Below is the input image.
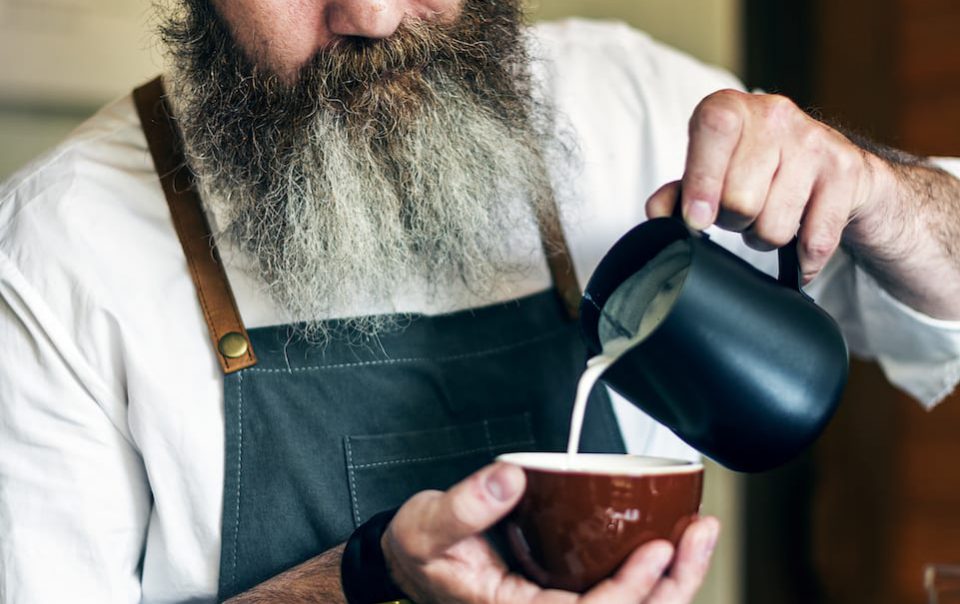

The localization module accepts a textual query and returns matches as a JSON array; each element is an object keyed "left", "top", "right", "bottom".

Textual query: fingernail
[
  {"left": 685, "top": 200, "right": 714, "bottom": 230},
  {"left": 486, "top": 464, "right": 522, "bottom": 502}
]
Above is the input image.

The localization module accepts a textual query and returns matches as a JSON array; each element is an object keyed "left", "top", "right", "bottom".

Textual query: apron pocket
[{"left": 345, "top": 414, "right": 536, "bottom": 527}]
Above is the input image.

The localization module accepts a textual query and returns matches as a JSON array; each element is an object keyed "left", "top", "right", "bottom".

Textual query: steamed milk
[
  {"left": 565, "top": 242, "right": 690, "bottom": 465},
  {"left": 564, "top": 346, "right": 624, "bottom": 463}
]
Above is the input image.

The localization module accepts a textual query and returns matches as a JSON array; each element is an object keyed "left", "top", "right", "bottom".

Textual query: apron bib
[{"left": 134, "top": 77, "right": 625, "bottom": 602}]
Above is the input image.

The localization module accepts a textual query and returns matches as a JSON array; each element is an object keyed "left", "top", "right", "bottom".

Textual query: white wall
[
  {"left": 0, "top": 108, "right": 86, "bottom": 179},
  {"left": 0, "top": 0, "right": 160, "bottom": 106},
  {"left": 0, "top": 0, "right": 159, "bottom": 180},
  {"left": 532, "top": 0, "right": 743, "bottom": 76}
]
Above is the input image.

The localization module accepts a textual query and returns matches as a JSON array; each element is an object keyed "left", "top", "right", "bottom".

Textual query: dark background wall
[{"left": 743, "top": 2, "right": 960, "bottom": 602}]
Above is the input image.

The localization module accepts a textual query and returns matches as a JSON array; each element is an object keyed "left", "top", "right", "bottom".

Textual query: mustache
[
  {"left": 160, "top": 0, "right": 530, "bottom": 126},
  {"left": 299, "top": 18, "right": 472, "bottom": 129},
  {"left": 314, "top": 21, "right": 463, "bottom": 85}
]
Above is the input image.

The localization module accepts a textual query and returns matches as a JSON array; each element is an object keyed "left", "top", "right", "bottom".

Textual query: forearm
[
  {"left": 225, "top": 544, "right": 346, "bottom": 604},
  {"left": 843, "top": 154, "right": 960, "bottom": 320}
]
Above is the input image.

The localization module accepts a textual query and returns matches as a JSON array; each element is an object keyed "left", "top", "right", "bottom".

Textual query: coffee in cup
[{"left": 497, "top": 452, "right": 703, "bottom": 592}]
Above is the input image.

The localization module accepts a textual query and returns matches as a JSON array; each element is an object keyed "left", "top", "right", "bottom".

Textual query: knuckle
[
  {"left": 721, "top": 190, "right": 762, "bottom": 219},
  {"left": 763, "top": 94, "right": 797, "bottom": 121},
  {"left": 402, "top": 533, "right": 433, "bottom": 563},
  {"left": 709, "top": 88, "right": 744, "bottom": 103},
  {"left": 692, "top": 99, "right": 742, "bottom": 136},
  {"left": 753, "top": 220, "right": 796, "bottom": 248},
  {"left": 750, "top": 94, "right": 798, "bottom": 136},
  {"left": 684, "top": 173, "right": 724, "bottom": 199},
  {"left": 396, "top": 491, "right": 443, "bottom": 559},
  {"left": 698, "top": 105, "right": 742, "bottom": 136},
  {"left": 406, "top": 489, "right": 442, "bottom": 515},
  {"left": 803, "top": 230, "right": 840, "bottom": 261},
  {"left": 493, "top": 576, "right": 529, "bottom": 603},
  {"left": 446, "top": 484, "right": 484, "bottom": 531},
  {"left": 831, "top": 147, "right": 862, "bottom": 176},
  {"left": 799, "top": 127, "right": 826, "bottom": 155},
  {"left": 390, "top": 527, "right": 426, "bottom": 562}
]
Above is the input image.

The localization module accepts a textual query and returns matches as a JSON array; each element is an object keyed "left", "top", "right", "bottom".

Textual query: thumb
[
  {"left": 421, "top": 462, "right": 526, "bottom": 556},
  {"left": 645, "top": 180, "right": 682, "bottom": 220}
]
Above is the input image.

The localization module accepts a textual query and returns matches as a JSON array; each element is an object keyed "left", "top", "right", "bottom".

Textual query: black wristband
[{"left": 341, "top": 507, "right": 408, "bottom": 604}]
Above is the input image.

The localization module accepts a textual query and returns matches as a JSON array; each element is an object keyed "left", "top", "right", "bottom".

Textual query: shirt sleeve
[
  {"left": 849, "top": 267, "right": 960, "bottom": 408},
  {"left": 804, "top": 157, "right": 960, "bottom": 409},
  {"left": 0, "top": 251, "right": 150, "bottom": 604}
]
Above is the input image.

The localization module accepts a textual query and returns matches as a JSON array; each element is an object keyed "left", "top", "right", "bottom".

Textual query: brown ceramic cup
[{"left": 497, "top": 453, "right": 704, "bottom": 593}]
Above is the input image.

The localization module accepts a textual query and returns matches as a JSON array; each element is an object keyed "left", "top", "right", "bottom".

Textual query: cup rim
[{"left": 496, "top": 452, "right": 703, "bottom": 476}]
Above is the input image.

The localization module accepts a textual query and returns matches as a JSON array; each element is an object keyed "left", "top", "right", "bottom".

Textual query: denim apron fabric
[
  {"left": 131, "top": 75, "right": 626, "bottom": 603},
  {"left": 215, "top": 290, "right": 626, "bottom": 600}
]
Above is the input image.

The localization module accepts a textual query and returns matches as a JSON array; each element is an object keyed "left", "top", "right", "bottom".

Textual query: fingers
[
  {"left": 578, "top": 541, "right": 674, "bottom": 604},
  {"left": 741, "top": 160, "right": 815, "bottom": 252},
  {"left": 385, "top": 472, "right": 719, "bottom": 604},
  {"left": 645, "top": 180, "right": 682, "bottom": 219},
  {"left": 717, "top": 126, "right": 780, "bottom": 233},
  {"left": 797, "top": 179, "right": 852, "bottom": 282},
  {"left": 488, "top": 573, "right": 578, "bottom": 604},
  {"left": 407, "top": 462, "right": 526, "bottom": 560},
  {"left": 645, "top": 516, "right": 721, "bottom": 604},
  {"left": 681, "top": 90, "right": 745, "bottom": 230},
  {"left": 383, "top": 464, "right": 527, "bottom": 603},
  {"left": 794, "top": 134, "right": 863, "bottom": 281},
  {"left": 669, "top": 89, "right": 871, "bottom": 281}
]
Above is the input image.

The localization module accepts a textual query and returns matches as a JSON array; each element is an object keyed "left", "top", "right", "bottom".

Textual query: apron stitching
[
  {"left": 482, "top": 420, "right": 494, "bottom": 455},
  {"left": 344, "top": 438, "right": 362, "bottom": 526},
  {"left": 231, "top": 373, "right": 245, "bottom": 586},
  {"left": 246, "top": 327, "right": 570, "bottom": 374},
  {"left": 350, "top": 440, "right": 536, "bottom": 470}
]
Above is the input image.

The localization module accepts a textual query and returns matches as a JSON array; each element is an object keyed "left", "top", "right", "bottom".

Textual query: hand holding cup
[{"left": 381, "top": 461, "right": 719, "bottom": 604}]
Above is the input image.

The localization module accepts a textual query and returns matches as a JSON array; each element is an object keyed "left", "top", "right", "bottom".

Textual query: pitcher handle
[
  {"left": 776, "top": 239, "right": 803, "bottom": 291},
  {"left": 672, "top": 192, "right": 805, "bottom": 293}
]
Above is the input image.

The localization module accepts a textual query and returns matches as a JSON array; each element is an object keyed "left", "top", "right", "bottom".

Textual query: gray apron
[{"left": 133, "top": 77, "right": 625, "bottom": 603}]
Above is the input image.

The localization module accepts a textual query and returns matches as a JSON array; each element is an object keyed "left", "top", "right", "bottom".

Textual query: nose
[{"left": 326, "top": 0, "right": 406, "bottom": 39}]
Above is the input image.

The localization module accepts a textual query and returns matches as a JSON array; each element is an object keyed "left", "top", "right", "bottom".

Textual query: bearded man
[{"left": 1, "top": 0, "right": 960, "bottom": 602}]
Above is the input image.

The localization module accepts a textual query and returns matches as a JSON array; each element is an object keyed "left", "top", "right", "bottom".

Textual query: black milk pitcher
[{"left": 580, "top": 213, "right": 849, "bottom": 473}]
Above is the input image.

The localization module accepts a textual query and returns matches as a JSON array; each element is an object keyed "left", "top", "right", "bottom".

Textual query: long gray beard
[
  {"left": 160, "top": 0, "right": 572, "bottom": 340},
  {"left": 169, "top": 73, "right": 566, "bottom": 340}
]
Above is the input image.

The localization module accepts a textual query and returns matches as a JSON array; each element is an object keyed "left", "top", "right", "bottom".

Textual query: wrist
[
  {"left": 341, "top": 508, "right": 410, "bottom": 604},
  {"left": 843, "top": 152, "right": 906, "bottom": 255}
]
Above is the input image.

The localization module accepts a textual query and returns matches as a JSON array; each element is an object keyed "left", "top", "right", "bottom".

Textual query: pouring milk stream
[{"left": 565, "top": 247, "right": 689, "bottom": 465}]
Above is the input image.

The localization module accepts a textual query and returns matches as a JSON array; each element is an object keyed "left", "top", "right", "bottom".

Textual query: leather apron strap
[
  {"left": 537, "top": 206, "right": 583, "bottom": 321},
  {"left": 133, "top": 76, "right": 258, "bottom": 374},
  {"left": 132, "top": 74, "right": 583, "bottom": 374}
]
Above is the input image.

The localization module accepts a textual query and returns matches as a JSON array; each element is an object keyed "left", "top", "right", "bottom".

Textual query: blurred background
[{"left": 1, "top": 1, "right": 958, "bottom": 603}]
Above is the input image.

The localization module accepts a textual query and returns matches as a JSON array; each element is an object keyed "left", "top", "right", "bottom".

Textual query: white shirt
[{"left": 1, "top": 19, "right": 959, "bottom": 604}]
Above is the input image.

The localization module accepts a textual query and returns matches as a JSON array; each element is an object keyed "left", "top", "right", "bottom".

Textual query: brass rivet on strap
[{"left": 218, "top": 332, "right": 249, "bottom": 359}]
